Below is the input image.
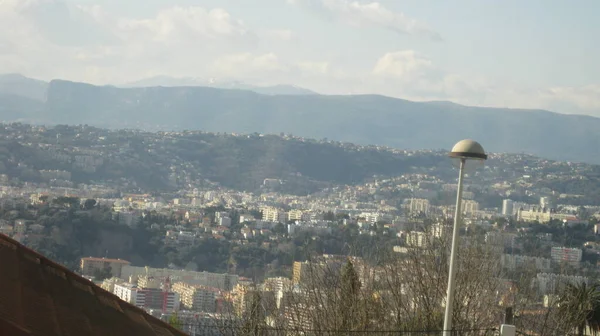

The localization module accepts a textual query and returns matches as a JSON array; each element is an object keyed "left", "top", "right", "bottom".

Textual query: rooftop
[
  {"left": 0, "top": 234, "right": 186, "bottom": 336},
  {"left": 81, "top": 257, "right": 131, "bottom": 264}
]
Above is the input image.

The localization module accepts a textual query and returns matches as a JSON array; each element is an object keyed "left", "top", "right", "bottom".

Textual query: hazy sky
[{"left": 1, "top": 0, "right": 599, "bottom": 116}]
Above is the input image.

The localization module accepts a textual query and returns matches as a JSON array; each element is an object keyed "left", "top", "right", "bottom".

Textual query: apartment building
[
  {"left": 113, "top": 283, "right": 180, "bottom": 312},
  {"left": 501, "top": 254, "right": 551, "bottom": 272},
  {"left": 121, "top": 266, "right": 238, "bottom": 291},
  {"left": 172, "top": 282, "right": 220, "bottom": 312},
  {"left": 502, "top": 199, "right": 514, "bottom": 217},
  {"left": 80, "top": 257, "right": 131, "bottom": 277},
  {"left": 462, "top": 200, "right": 480, "bottom": 216},
  {"left": 408, "top": 198, "right": 430, "bottom": 216},
  {"left": 288, "top": 209, "right": 310, "bottom": 222},
  {"left": 550, "top": 247, "right": 582, "bottom": 264},
  {"left": 406, "top": 231, "right": 427, "bottom": 247},
  {"left": 517, "top": 207, "right": 576, "bottom": 223},
  {"left": 535, "top": 273, "right": 588, "bottom": 295},
  {"left": 231, "top": 284, "right": 277, "bottom": 317},
  {"left": 261, "top": 207, "right": 287, "bottom": 223}
]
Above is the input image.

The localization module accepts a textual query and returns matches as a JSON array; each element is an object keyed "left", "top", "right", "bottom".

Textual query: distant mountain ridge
[
  {"left": 0, "top": 73, "right": 48, "bottom": 101},
  {"left": 124, "top": 75, "right": 317, "bottom": 95},
  {"left": 0, "top": 75, "right": 599, "bottom": 164}
]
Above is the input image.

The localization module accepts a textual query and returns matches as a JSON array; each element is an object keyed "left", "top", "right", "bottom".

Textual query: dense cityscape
[
  {"left": 0, "top": 1, "right": 598, "bottom": 335},
  {"left": 1, "top": 123, "right": 600, "bottom": 334}
]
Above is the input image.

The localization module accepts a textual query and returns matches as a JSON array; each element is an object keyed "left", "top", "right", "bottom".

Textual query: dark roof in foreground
[{"left": 0, "top": 234, "right": 188, "bottom": 336}]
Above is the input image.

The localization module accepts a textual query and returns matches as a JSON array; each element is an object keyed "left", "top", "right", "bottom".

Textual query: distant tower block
[
  {"left": 502, "top": 199, "right": 514, "bottom": 216},
  {"left": 540, "top": 197, "right": 553, "bottom": 210}
]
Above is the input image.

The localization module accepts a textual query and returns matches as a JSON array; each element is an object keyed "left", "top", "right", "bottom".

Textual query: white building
[
  {"left": 120, "top": 266, "right": 238, "bottom": 291},
  {"left": 502, "top": 199, "right": 514, "bottom": 217},
  {"left": 540, "top": 197, "right": 553, "bottom": 210},
  {"left": 114, "top": 283, "right": 180, "bottom": 312},
  {"left": 501, "top": 254, "right": 551, "bottom": 272},
  {"left": 550, "top": 247, "right": 582, "bottom": 264},
  {"left": 172, "top": 282, "right": 219, "bottom": 312},
  {"left": 535, "top": 273, "right": 588, "bottom": 295},
  {"left": 360, "top": 212, "right": 393, "bottom": 224},
  {"left": 261, "top": 207, "right": 287, "bottom": 223},
  {"left": 406, "top": 231, "right": 427, "bottom": 247},
  {"left": 517, "top": 208, "right": 576, "bottom": 223},
  {"left": 408, "top": 199, "right": 430, "bottom": 216},
  {"left": 287, "top": 221, "right": 332, "bottom": 236},
  {"left": 462, "top": 200, "right": 480, "bottom": 217},
  {"left": 430, "top": 223, "right": 449, "bottom": 239},
  {"left": 288, "top": 210, "right": 310, "bottom": 222}
]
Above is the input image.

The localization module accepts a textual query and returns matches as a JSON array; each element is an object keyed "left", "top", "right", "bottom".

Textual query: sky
[{"left": 0, "top": 0, "right": 599, "bottom": 116}]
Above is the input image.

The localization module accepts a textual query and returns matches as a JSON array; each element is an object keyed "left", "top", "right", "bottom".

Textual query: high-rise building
[
  {"left": 292, "top": 256, "right": 347, "bottom": 285},
  {"left": 408, "top": 198, "right": 430, "bottom": 216},
  {"left": 137, "top": 275, "right": 161, "bottom": 289},
  {"left": 502, "top": 199, "right": 514, "bottom": 217},
  {"left": 172, "top": 282, "right": 220, "bottom": 312},
  {"left": 230, "top": 284, "right": 277, "bottom": 317},
  {"left": 288, "top": 209, "right": 304, "bottom": 222},
  {"left": 406, "top": 231, "right": 427, "bottom": 247},
  {"left": 261, "top": 207, "right": 287, "bottom": 223},
  {"left": 430, "top": 223, "right": 449, "bottom": 239},
  {"left": 292, "top": 261, "right": 309, "bottom": 285},
  {"left": 461, "top": 200, "right": 480, "bottom": 216},
  {"left": 540, "top": 197, "right": 553, "bottom": 210}
]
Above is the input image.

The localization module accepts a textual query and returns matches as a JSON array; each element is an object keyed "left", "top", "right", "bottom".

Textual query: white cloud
[
  {"left": 367, "top": 50, "right": 600, "bottom": 116},
  {"left": 213, "top": 53, "right": 288, "bottom": 77},
  {"left": 209, "top": 52, "right": 336, "bottom": 88},
  {"left": 0, "top": 1, "right": 266, "bottom": 83},
  {"left": 540, "top": 85, "right": 600, "bottom": 111},
  {"left": 288, "top": 0, "right": 441, "bottom": 41},
  {"left": 262, "top": 29, "right": 295, "bottom": 41},
  {"left": 0, "top": 1, "right": 598, "bottom": 118},
  {"left": 297, "top": 61, "right": 330, "bottom": 75},
  {"left": 112, "top": 7, "right": 255, "bottom": 44},
  {"left": 372, "top": 50, "right": 434, "bottom": 80}
]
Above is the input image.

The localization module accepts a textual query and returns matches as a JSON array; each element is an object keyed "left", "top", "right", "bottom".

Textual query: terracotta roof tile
[{"left": 0, "top": 234, "right": 188, "bottom": 336}]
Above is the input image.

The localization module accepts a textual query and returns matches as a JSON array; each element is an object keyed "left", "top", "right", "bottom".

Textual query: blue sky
[{"left": 0, "top": 0, "right": 598, "bottom": 116}]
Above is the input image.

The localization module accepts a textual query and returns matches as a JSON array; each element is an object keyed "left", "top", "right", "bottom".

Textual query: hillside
[
  {"left": 42, "top": 80, "right": 600, "bottom": 164},
  {"left": 0, "top": 124, "right": 446, "bottom": 194},
  {"left": 0, "top": 74, "right": 48, "bottom": 101},
  {"left": 2, "top": 123, "right": 600, "bottom": 204},
  {"left": 0, "top": 77, "right": 599, "bottom": 163}
]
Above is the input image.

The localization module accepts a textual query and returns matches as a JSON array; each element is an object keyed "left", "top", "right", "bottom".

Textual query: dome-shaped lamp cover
[{"left": 449, "top": 139, "right": 487, "bottom": 160}]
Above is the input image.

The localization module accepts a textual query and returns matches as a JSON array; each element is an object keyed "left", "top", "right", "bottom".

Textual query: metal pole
[{"left": 443, "top": 158, "right": 465, "bottom": 336}]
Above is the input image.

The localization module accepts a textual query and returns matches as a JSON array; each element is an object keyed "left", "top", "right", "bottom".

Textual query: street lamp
[{"left": 443, "top": 139, "right": 487, "bottom": 336}]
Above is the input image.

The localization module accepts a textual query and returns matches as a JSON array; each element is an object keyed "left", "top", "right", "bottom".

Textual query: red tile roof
[{"left": 0, "top": 234, "right": 187, "bottom": 336}]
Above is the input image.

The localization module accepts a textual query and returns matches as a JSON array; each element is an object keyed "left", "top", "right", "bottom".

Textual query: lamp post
[{"left": 443, "top": 140, "right": 487, "bottom": 336}]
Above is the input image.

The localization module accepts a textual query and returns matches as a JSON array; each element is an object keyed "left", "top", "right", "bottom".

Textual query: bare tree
[{"left": 217, "top": 223, "right": 509, "bottom": 336}]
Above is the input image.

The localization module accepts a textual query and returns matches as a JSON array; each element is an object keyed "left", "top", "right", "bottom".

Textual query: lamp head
[{"left": 449, "top": 139, "right": 487, "bottom": 161}]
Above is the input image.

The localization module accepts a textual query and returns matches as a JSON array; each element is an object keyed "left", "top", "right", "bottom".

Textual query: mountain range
[
  {"left": 124, "top": 75, "right": 317, "bottom": 95},
  {"left": 0, "top": 73, "right": 598, "bottom": 164}
]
